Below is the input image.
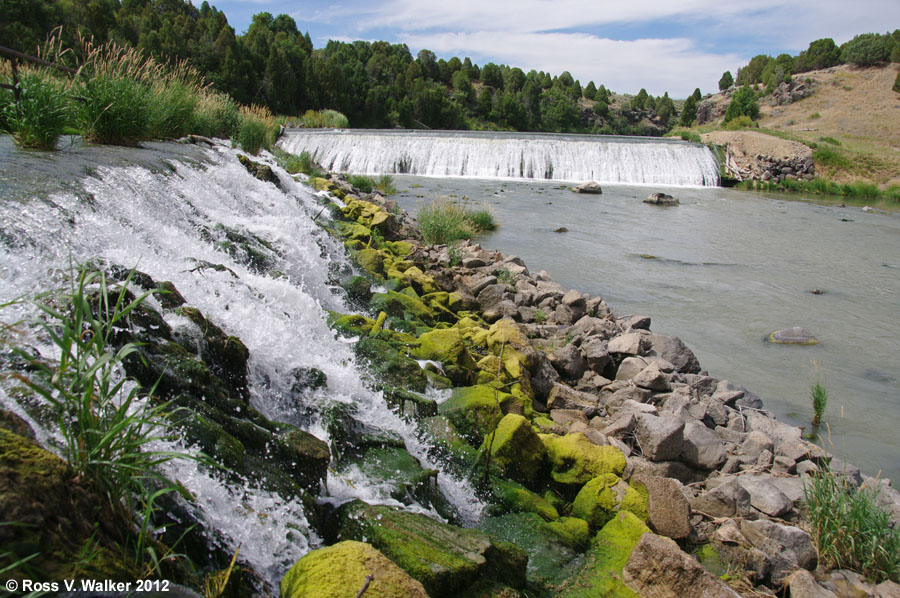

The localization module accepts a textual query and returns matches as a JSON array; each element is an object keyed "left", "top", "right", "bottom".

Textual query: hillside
[{"left": 701, "top": 64, "right": 900, "bottom": 187}]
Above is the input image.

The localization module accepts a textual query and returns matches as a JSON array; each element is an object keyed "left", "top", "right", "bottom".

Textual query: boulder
[
  {"left": 572, "top": 473, "right": 648, "bottom": 530},
  {"left": 631, "top": 475, "right": 691, "bottom": 540},
  {"left": 680, "top": 421, "right": 727, "bottom": 471},
  {"left": 616, "top": 356, "right": 649, "bottom": 381},
  {"left": 281, "top": 541, "right": 429, "bottom": 598},
  {"left": 786, "top": 570, "right": 838, "bottom": 598},
  {"left": 581, "top": 338, "right": 611, "bottom": 372},
  {"left": 736, "top": 475, "right": 794, "bottom": 517},
  {"left": 622, "top": 533, "right": 742, "bottom": 598},
  {"left": 571, "top": 181, "right": 603, "bottom": 194},
  {"left": 768, "top": 326, "right": 818, "bottom": 345},
  {"left": 546, "top": 383, "right": 601, "bottom": 417},
  {"left": 541, "top": 433, "right": 627, "bottom": 487},
  {"left": 648, "top": 334, "right": 701, "bottom": 374},
  {"left": 740, "top": 519, "right": 817, "bottom": 586},
  {"left": 608, "top": 332, "right": 647, "bottom": 356},
  {"left": 690, "top": 479, "right": 752, "bottom": 518},
  {"left": 633, "top": 362, "right": 671, "bottom": 392},
  {"left": 481, "top": 414, "right": 547, "bottom": 484},
  {"left": 332, "top": 500, "right": 527, "bottom": 597},
  {"left": 643, "top": 193, "right": 680, "bottom": 206},
  {"left": 634, "top": 413, "right": 684, "bottom": 462},
  {"left": 549, "top": 343, "right": 587, "bottom": 380}
]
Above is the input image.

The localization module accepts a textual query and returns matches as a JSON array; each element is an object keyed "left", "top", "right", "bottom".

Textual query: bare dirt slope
[{"left": 703, "top": 64, "right": 900, "bottom": 185}]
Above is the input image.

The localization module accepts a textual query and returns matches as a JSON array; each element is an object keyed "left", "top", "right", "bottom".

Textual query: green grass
[
  {"left": 809, "top": 112, "right": 821, "bottom": 119},
  {"left": 290, "top": 108, "right": 349, "bottom": 129},
  {"left": 78, "top": 75, "right": 150, "bottom": 145},
  {"left": 375, "top": 174, "right": 397, "bottom": 195},
  {"left": 804, "top": 462, "right": 900, "bottom": 583},
  {"left": 1, "top": 70, "right": 70, "bottom": 150},
  {"left": 348, "top": 174, "right": 375, "bottom": 193},
  {"left": 9, "top": 267, "right": 201, "bottom": 571},
  {"left": 741, "top": 176, "right": 896, "bottom": 201},
  {"left": 465, "top": 207, "right": 497, "bottom": 232},
  {"left": 416, "top": 198, "right": 496, "bottom": 245},
  {"left": 236, "top": 104, "right": 278, "bottom": 155},
  {"left": 819, "top": 136, "right": 841, "bottom": 146},
  {"left": 810, "top": 381, "right": 828, "bottom": 426},
  {"left": 814, "top": 146, "right": 854, "bottom": 170}
]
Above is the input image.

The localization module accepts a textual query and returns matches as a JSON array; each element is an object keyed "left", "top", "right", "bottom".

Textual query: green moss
[
  {"left": 281, "top": 541, "right": 429, "bottom": 598},
  {"left": 480, "top": 414, "right": 547, "bottom": 485},
  {"left": 386, "top": 240, "right": 414, "bottom": 257},
  {"left": 572, "top": 474, "right": 648, "bottom": 531},
  {"left": 546, "top": 516, "right": 591, "bottom": 552},
  {"left": 412, "top": 328, "right": 478, "bottom": 385},
  {"left": 311, "top": 177, "right": 332, "bottom": 191},
  {"left": 327, "top": 311, "right": 375, "bottom": 337},
  {"left": 336, "top": 220, "right": 374, "bottom": 242},
  {"left": 347, "top": 446, "right": 438, "bottom": 506},
  {"left": 490, "top": 479, "right": 559, "bottom": 521},
  {"left": 370, "top": 290, "right": 435, "bottom": 325},
  {"left": 693, "top": 543, "right": 728, "bottom": 578},
  {"left": 438, "top": 385, "right": 507, "bottom": 446},
  {"left": 354, "top": 337, "right": 428, "bottom": 392},
  {"left": 354, "top": 248, "right": 387, "bottom": 277},
  {"left": 558, "top": 511, "right": 651, "bottom": 598},
  {"left": 541, "top": 433, "right": 627, "bottom": 488}
]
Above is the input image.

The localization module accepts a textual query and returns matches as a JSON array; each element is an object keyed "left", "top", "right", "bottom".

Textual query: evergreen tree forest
[{"left": 0, "top": 0, "right": 680, "bottom": 134}]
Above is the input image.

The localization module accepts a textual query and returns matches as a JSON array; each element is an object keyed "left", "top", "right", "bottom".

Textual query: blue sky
[{"left": 200, "top": 0, "right": 900, "bottom": 97}]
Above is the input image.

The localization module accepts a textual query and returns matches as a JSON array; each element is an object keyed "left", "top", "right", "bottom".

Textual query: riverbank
[{"left": 311, "top": 168, "right": 900, "bottom": 596}]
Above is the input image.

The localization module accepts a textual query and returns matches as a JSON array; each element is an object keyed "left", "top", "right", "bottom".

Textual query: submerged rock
[
  {"left": 643, "top": 192, "right": 680, "bottom": 206},
  {"left": 768, "top": 326, "right": 818, "bottom": 345}
]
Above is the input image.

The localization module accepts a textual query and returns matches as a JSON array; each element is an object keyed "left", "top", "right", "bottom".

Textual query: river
[{"left": 389, "top": 176, "right": 900, "bottom": 483}]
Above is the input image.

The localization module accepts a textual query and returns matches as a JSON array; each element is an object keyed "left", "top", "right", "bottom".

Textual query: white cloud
[{"left": 399, "top": 31, "right": 744, "bottom": 97}]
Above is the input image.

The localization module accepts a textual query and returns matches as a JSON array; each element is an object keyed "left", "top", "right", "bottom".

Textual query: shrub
[
  {"left": 294, "top": 109, "right": 349, "bottom": 128},
  {"left": 804, "top": 462, "right": 900, "bottom": 582},
  {"left": 348, "top": 174, "right": 375, "bottom": 193},
  {"left": 840, "top": 33, "right": 892, "bottom": 67},
  {"left": 819, "top": 136, "right": 841, "bottom": 146},
  {"left": 464, "top": 206, "right": 496, "bottom": 232},
  {"left": 1, "top": 70, "right": 70, "bottom": 149},
  {"left": 809, "top": 112, "right": 821, "bottom": 120},
  {"left": 723, "top": 115, "right": 757, "bottom": 130},
  {"left": 894, "top": 71, "right": 900, "bottom": 94},
  {"left": 718, "top": 70, "right": 734, "bottom": 91},
  {"left": 375, "top": 174, "right": 397, "bottom": 195},
  {"left": 192, "top": 91, "right": 240, "bottom": 139},
  {"left": 723, "top": 86, "right": 760, "bottom": 124},
  {"left": 236, "top": 104, "right": 276, "bottom": 155}
]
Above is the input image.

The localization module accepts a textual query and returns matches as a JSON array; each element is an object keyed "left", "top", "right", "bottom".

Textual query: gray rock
[
  {"left": 633, "top": 362, "right": 671, "bottom": 392},
  {"left": 632, "top": 474, "right": 691, "bottom": 539},
  {"left": 608, "top": 332, "right": 647, "bottom": 356},
  {"left": 477, "top": 283, "right": 514, "bottom": 311},
  {"left": 768, "top": 326, "right": 818, "bottom": 345},
  {"left": 622, "top": 533, "right": 741, "bottom": 598},
  {"left": 571, "top": 181, "right": 603, "bottom": 194},
  {"left": 616, "top": 356, "right": 650, "bottom": 381},
  {"left": 622, "top": 314, "right": 652, "bottom": 330},
  {"left": 648, "top": 334, "right": 701, "bottom": 373},
  {"left": 740, "top": 519, "right": 817, "bottom": 585},
  {"left": 482, "top": 300, "right": 519, "bottom": 323},
  {"left": 634, "top": 413, "right": 684, "bottom": 461},
  {"left": 644, "top": 192, "right": 680, "bottom": 206},
  {"left": 741, "top": 430, "right": 774, "bottom": 458},
  {"left": 630, "top": 457, "right": 709, "bottom": 485},
  {"left": 549, "top": 409, "right": 589, "bottom": 427},
  {"left": 690, "top": 479, "right": 752, "bottom": 518},
  {"left": 737, "top": 475, "right": 793, "bottom": 517},
  {"left": 604, "top": 386, "right": 652, "bottom": 413},
  {"left": 469, "top": 275, "right": 498, "bottom": 295},
  {"left": 548, "top": 343, "right": 587, "bottom": 380},
  {"left": 581, "top": 338, "right": 610, "bottom": 372},
  {"left": 681, "top": 420, "right": 727, "bottom": 470},
  {"left": 546, "top": 383, "right": 600, "bottom": 417},
  {"left": 529, "top": 352, "right": 561, "bottom": 402}
]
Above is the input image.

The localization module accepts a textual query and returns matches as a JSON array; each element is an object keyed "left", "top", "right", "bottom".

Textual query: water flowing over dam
[{"left": 279, "top": 129, "right": 721, "bottom": 187}]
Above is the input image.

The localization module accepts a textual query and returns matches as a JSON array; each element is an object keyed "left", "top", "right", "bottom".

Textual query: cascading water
[
  {"left": 279, "top": 129, "right": 721, "bottom": 186},
  {"left": 0, "top": 138, "right": 481, "bottom": 589}
]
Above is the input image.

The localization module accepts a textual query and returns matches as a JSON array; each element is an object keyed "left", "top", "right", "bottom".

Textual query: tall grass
[
  {"left": 10, "top": 267, "right": 199, "bottom": 569},
  {"left": 1, "top": 69, "right": 70, "bottom": 149},
  {"left": 236, "top": 104, "right": 278, "bottom": 155},
  {"left": 417, "top": 198, "right": 497, "bottom": 245},
  {"left": 804, "top": 462, "right": 900, "bottom": 583},
  {"left": 291, "top": 108, "right": 349, "bottom": 128},
  {"left": 742, "top": 177, "right": 896, "bottom": 201}
]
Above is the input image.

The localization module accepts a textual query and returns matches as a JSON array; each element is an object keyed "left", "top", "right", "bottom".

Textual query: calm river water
[{"left": 392, "top": 176, "right": 900, "bottom": 482}]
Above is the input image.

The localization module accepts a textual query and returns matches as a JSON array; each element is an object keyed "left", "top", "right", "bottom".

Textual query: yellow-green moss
[
  {"left": 546, "top": 516, "right": 591, "bottom": 552},
  {"left": 280, "top": 541, "right": 429, "bottom": 598},
  {"left": 572, "top": 474, "right": 649, "bottom": 531},
  {"left": 438, "top": 385, "right": 507, "bottom": 445},
  {"left": 480, "top": 414, "right": 547, "bottom": 484},
  {"left": 541, "top": 433, "right": 627, "bottom": 487},
  {"left": 491, "top": 479, "right": 559, "bottom": 521},
  {"left": 311, "top": 176, "right": 332, "bottom": 191},
  {"left": 327, "top": 311, "right": 375, "bottom": 337},
  {"left": 354, "top": 247, "right": 387, "bottom": 277}
]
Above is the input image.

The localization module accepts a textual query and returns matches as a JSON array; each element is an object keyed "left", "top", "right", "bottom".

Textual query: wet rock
[
  {"left": 540, "top": 432, "right": 627, "bottom": 487},
  {"left": 622, "top": 533, "right": 741, "bottom": 597},
  {"left": 571, "top": 181, "right": 603, "bottom": 194},
  {"left": 631, "top": 474, "right": 691, "bottom": 539},
  {"left": 643, "top": 193, "right": 680, "bottom": 206},
  {"left": 482, "top": 414, "right": 548, "bottom": 485},
  {"left": 237, "top": 154, "right": 281, "bottom": 188},
  {"left": 281, "top": 541, "right": 429, "bottom": 598},
  {"left": 768, "top": 326, "right": 818, "bottom": 345},
  {"left": 572, "top": 473, "right": 648, "bottom": 530}
]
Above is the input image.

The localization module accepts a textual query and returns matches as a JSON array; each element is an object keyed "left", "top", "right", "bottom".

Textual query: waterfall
[
  {"left": 279, "top": 129, "right": 721, "bottom": 187},
  {"left": 0, "top": 139, "right": 481, "bottom": 589}
]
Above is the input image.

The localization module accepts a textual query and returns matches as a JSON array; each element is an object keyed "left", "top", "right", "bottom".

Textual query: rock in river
[
  {"left": 571, "top": 181, "right": 603, "bottom": 194},
  {"left": 768, "top": 326, "right": 818, "bottom": 345},
  {"left": 644, "top": 192, "right": 680, "bottom": 206}
]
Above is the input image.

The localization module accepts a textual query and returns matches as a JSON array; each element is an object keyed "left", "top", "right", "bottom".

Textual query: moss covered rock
[
  {"left": 541, "top": 433, "right": 627, "bottom": 488},
  {"left": 438, "top": 385, "right": 507, "bottom": 446},
  {"left": 558, "top": 511, "right": 652, "bottom": 598},
  {"left": 480, "top": 414, "right": 547, "bottom": 485},
  {"left": 281, "top": 541, "right": 429, "bottom": 598},
  {"left": 571, "top": 474, "right": 649, "bottom": 531},
  {"left": 331, "top": 500, "right": 527, "bottom": 598},
  {"left": 370, "top": 290, "right": 434, "bottom": 326},
  {"left": 327, "top": 312, "right": 376, "bottom": 337},
  {"left": 345, "top": 446, "right": 439, "bottom": 507},
  {"left": 412, "top": 328, "right": 478, "bottom": 385},
  {"left": 355, "top": 337, "right": 428, "bottom": 392},
  {"left": 490, "top": 479, "right": 559, "bottom": 522}
]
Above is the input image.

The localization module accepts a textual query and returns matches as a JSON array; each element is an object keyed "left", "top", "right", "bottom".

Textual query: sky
[{"left": 199, "top": 0, "right": 900, "bottom": 98}]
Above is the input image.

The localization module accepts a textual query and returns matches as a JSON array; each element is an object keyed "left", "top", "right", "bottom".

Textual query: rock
[
  {"left": 572, "top": 473, "right": 648, "bottom": 530},
  {"left": 648, "top": 334, "right": 701, "bottom": 374},
  {"left": 643, "top": 193, "right": 680, "bottom": 206},
  {"left": 549, "top": 342, "right": 587, "bottom": 380},
  {"left": 622, "top": 533, "right": 742, "bottom": 597},
  {"left": 530, "top": 352, "right": 561, "bottom": 402},
  {"left": 740, "top": 519, "right": 817, "bottom": 586},
  {"left": 554, "top": 227, "right": 569, "bottom": 233},
  {"left": 680, "top": 421, "right": 727, "bottom": 471},
  {"left": 634, "top": 413, "right": 684, "bottom": 462},
  {"left": 786, "top": 569, "right": 838, "bottom": 598},
  {"left": 608, "top": 332, "right": 647, "bottom": 356},
  {"left": 768, "top": 326, "right": 818, "bottom": 345},
  {"left": 438, "top": 385, "right": 506, "bottom": 445},
  {"left": 633, "top": 362, "right": 671, "bottom": 392},
  {"left": 736, "top": 475, "right": 794, "bottom": 517},
  {"left": 546, "top": 383, "right": 601, "bottom": 417},
  {"left": 482, "top": 414, "right": 548, "bottom": 485},
  {"left": 237, "top": 154, "right": 281, "bottom": 188},
  {"left": 630, "top": 457, "right": 709, "bottom": 485},
  {"left": 876, "top": 581, "right": 900, "bottom": 598},
  {"left": 740, "top": 430, "right": 774, "bottom": 458},
  {"left": 616, "top": 356, "right": 650, "bottom": 381},
  {"left": 332, "top": 500, "right": 527, "bottom": 597},
  {"left": 715, "top": 519, "right": 747, "bottom": 545},
  {"left": 540, "top": 433, "right": 627, "bottom": 487},
  {"left": 631, "top": 475, "right": 691, "bottom": 539},
  {"left": 622, "top": 314, "right": 651, "bottom": 331},
  {"left": 281, "top": 541, "right": 429, "bottom": 598},
  {"left": 571, "top": 181, "right": 603, "bottom": 194},
  {"left": 581, "top": 338, "right": 611, "bottom": 372},
  {"left": 690, "top": 479, "right": 752, "bottom": 518}
]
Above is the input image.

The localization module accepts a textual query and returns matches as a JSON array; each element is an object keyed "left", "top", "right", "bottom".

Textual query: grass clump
[
  {"left": 819, "top": 136, "right": 841, "bottom": 146},
  {"left": 1, "top": 69, "right": 70, "bottom": 149},
  {"left": 291, "top": 108, "right": 349, "bottom": 129},
  {"left": 804, "top": 462, "right": 900, "bottom": 583},
  {"left": 809, "top": 112, "right": 821, "bottom": 119},
  {"left": 347, "top": 173, "right": 398, "bottom": 195},
  {"left": 416, "top": 198, "right": 497, "bottom": 245},
  {"left": 236, "top": 104, "right": 277, "bottom": 155},
  {"left": 813, "top": 146, "right": 853, "bottom": 171},
  {"left": 809, "top": 364, "right": 828, "bottom": 426}
]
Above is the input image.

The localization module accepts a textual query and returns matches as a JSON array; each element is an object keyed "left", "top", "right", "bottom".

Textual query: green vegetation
[
  {"left": 723, "top": 115, "right": 758, "bottom": 130},
  {"left": 290, "top": 109, "right": 350, "bottom": 129},
  {"left": 804, "top": 463, "right": 900, "bottom": 583},
  {"left": 809, "top": 112, "right": 821, "bottom": 119},
  {"left": 810, "top": 381, "right": 828, "bottom": 426},
  {"left": 1, "top": 70, "right": 69, "bottom": 149},
  {"left": 740, "top": 177, "right": 899, "bottom": 201},
  {"left": 9, "top": 267, "right": 199, "bottom": 570},
  {"left": 723, "top": 86, "right": 760, "bottom": 124},
  {"left": 819, "top": 136, "right": 841, "bottom": 145},
  {"left": 718, "top": 71, "right": 734, "bottom": 90},
  {"left": 894, "top": 71, "right": 900, "bottom": 93},
  {"left": 416, "top": 199, "right": 496, "bottom": 245}
]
